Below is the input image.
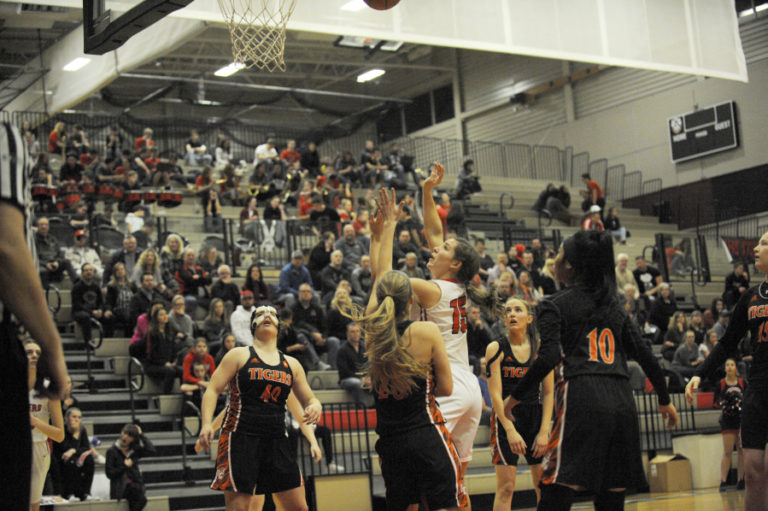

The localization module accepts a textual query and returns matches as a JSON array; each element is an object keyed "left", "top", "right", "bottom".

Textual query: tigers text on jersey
[
  {"left": 222, "top": 347, "right": 293, "bottom": 437},
  {"left": 423, "top": 279, "right": 470, "bottom": 368},
  {"left": 496, "top": 341, "right": 539, "bottom": 405}
]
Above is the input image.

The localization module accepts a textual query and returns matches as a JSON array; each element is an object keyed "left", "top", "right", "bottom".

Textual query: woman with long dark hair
[
  {"left": 506, "top": 230, "right": 677, "bottom": 511},
  {"left": 142, "top": 307, "right": 181, "bottom": 394},
  {"left": 687, "top": 230, "right": 768, "bottom": 511},
  {"left": 243, "top": 263, "right": 270, "bottom": 304},
  {"left": 337, "top": 187, "right": 464, "bottom": 510}
]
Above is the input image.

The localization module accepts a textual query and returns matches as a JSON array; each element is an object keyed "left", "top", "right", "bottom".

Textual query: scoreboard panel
[{"left": 668, "top": 101, "right": 739, "bottom": 164}]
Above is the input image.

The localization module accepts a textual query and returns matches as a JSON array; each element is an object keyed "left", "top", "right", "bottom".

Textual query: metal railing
[
  {"left": 81, "top": 318, "right": 104, "bottom": 394},
  {"left": 179, "top": 400, "right": 202, "bottom": 487},
  {"left": 635, "top": 391, "right": 696, "bottom": 454},
  {"left": 498, "top": 192, "right": 514, "bottom": 219},
  {"left": 45, "top": 285, "right": 61, "bottom": 319},
  {"left": 127, "top": 357, "right": 146, "bottom": 425}
]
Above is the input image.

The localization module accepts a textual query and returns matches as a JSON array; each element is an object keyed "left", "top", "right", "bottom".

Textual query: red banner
[{"left": 720, "top": 236, "right": 756, "bottom": 264}]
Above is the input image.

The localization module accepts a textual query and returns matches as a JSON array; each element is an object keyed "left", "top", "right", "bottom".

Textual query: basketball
[{"left": 364, "top": 0, "right": 401, "bottom": 10}]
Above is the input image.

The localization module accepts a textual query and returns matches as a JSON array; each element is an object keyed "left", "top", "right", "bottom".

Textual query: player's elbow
[{"left": 435, "top": 379, "right": 453, "bottom": 397}]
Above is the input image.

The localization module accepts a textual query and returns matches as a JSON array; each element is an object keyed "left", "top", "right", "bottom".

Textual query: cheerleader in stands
[
  {"left": 338, "top": 188, "right": 464, "bottom": 510},
  {"left": 687, "top": 231, "right": 768, "bottom": 511},
  {"left": 485, "top": 297, "right": 554, "bottom": 508},
  {"left": 715, "top": 358, "right": 745, "bottom": 491},
  {"left": 199, "top": 304, "right": 322, "bottom": 511}
]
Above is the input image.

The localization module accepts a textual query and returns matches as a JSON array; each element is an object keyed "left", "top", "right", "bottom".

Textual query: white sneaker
[
  {"left": 85, "top": 494, "right": 101, "bottom": 501},
  {"left": 316, "top": 361, "right": 331, "bottom": 371},
  {"left": 95, "top": 454, "right": 106, "bottom": 465},
  {"left": 328, "top": 463, "right": 345, "bottom": 473}
]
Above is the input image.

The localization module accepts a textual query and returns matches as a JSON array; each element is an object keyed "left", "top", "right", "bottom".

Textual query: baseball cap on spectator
[
  {"left": 75, "top": 230, "right": 87, "bottom": 238},
  {"left": 291, "top": 250, "right": 304, "bottom": 259},
  {"left": 241, "top": 290, "right": 254, "bottom": 298},
  {"left": 589, "top": 205, "right": 602, "bottom": 214}
]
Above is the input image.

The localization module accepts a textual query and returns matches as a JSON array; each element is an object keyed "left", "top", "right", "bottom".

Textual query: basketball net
[{"left": 217, "top": 0, "right": 296, "bottom": 72}]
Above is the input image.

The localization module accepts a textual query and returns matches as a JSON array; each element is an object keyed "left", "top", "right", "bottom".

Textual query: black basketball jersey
[
  {"left": 700, "top": 284, "right": 768, "bottom": 389},
  {"left": 374, "top": 320, "right": 444, "bottom": 437},
  {"left": 222, "top": 346, "right": 293, "bottom": 438},
  {"left": 489, "top": 340, "right": 539, "bottom": 405}
]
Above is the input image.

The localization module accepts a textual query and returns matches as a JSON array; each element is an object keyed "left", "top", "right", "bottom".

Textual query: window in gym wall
[
  {"left": 377, "top": 84, "right": 455, "bottom": 139},
  {"left": 433, "top": 85, "right": 454, "bottom": 124},
  {"left": 404, "top": 92, "right": 431, "bottom": 133}
]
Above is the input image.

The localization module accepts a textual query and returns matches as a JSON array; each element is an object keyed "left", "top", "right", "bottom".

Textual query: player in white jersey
[
  {"left": 404, "top": 167, "right": 501, "bottom": 509},
  {"left": 26, "top": 340, "right": 64, "bottom": 511}
]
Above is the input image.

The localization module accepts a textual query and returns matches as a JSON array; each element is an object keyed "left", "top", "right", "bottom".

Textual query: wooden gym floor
[{"left": 517, "top": 489, "right": 745, "bottom": 510}]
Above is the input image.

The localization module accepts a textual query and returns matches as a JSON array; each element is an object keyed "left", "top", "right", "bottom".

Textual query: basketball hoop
[{"left": 217, "top": 0, "right": 296, "bottom": 72}]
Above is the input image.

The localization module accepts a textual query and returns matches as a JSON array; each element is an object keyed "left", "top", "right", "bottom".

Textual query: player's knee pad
[
  {"left": 537, "top": 483, "right": 574, "bottom": 511},
  {"left": 594, "top": 490, "right": 625, "bottom": 511}
]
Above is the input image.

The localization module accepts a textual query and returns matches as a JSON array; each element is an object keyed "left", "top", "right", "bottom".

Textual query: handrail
[
  {"left": 87, "top": 317, "right": 104, "bottom": 351},
  {"left": 536, "top": 209, "right": 553, "bottom": 239},
  {"left": 641, "top": 244, "right": 657, "bottom": 265},
  {"left": 180, "top": 400, "right": 202, "bottom": 487},
  {"left": 127, "top": 357, "right": 146, "bottom": 425},
  {"left": 45, "top": 285, "right": 61, "bottom": 317},
  {"left": 498, "top": 192, "right": 514, "bottom": 218}
]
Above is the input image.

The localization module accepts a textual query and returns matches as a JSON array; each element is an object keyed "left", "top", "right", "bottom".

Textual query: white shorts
[
  {"left": 30, "top": 441, "right": 50, "bottom": 504},
  {"left": 437, "top": 365, "right": 482, "bottom": 463}
]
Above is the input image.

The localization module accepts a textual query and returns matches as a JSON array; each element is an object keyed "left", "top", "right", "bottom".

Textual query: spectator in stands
[
  {"left": 712, "top": 309, "right": 731, "bottom": 341},
  {"left": 280, "top": 139, "right": 300, "bottom": 165},
  {"left": 198, "top": 246, "right": 223, "bottom": 276},
  {"left": 703, "top": 297, "right": 725, "bottom": 330},
  {"left": 662, "top": 311, "right": 688, "bottom": 361},
  {"left": 217, "top": 164, "right": 241, "bottom": 205},
  {"left": 239, "top": 197, "right": 260, "bottom": 240},
  {"left": 277, "top": 308, "right": 329, "bottom": 372},
  {"left": 467, "top": 305, "right": 491, "bottom": 375},
  {"left": 533, "top": 183, "right": 556, "bottom": 213},
  {"left": 455, "top": 159, "right": 482, "bottom": 200},
  {"left": 545, "top": 184, "right": 573, "bottom": 225},
  {"left": 336, "top": 322, "right": 369, "bottom": 408},
  {"left": 210, "top": 264, "right": 240, "bottom": 311},
  {"left": 128, "top": 299, "right": 163, "bottom": 359},
  {"left": 185, "top": 130, "right": 211, "bottom": 166},
  {"left": 518, "top": 251, "right": 541, "bottom": 286},
  {"left": 65, "top": 230, "right": 103, "bottom": 281},
  {"left": 168, "top": 294, "right": 195, "bottom": 349},
  {"left": 344, "top": 255, "right": 371, "bottom": 303},
  {"left": 309, "top": 195, "right": 341, "bottom": 237},
  {"left": 35, "top": 217, "right": 78, "bottom": 289},
  {"left": 72, "top": 262, "right": 113, "bottom": 343},
  {"left": 201, "top": 298, "right": 231, "bottom": 350},
  {"left": 105, "top": 262, "right": 135, "bottom": 337},
  {"left": 700, "top": 330, "right": 718, "bottom": 360},
  {"left": 204, "top": 188, "right": 223, "bottom": 233},
  {"left": 176, "top": 247, "right": 212, "bottom": 313},
  {"left": 263, "top": 195, "right": 287, "bottom": 221},
  {"left": 293, "top": 283, "right": 340, "bottom": 369},
  {"left": 672, "top": 330, "right": 704, "bottom": 379},
  {"left": 392, "top": 229, "right": 421, "bottom": 268},
  {"left": 277, "top": 250, "right": 313, "bottom": 309},
  {"left": 335, "top": 223, "right": 366, "bottom": 273},
  {"left": 180, "top": 360, "right": 210, "bottom": 411},
  {"left": 102, "top": 234, "right": 139, "bottom": 287},
  {"left": 49, "top": 121, "right": 67, "bottom": 155},
  {"left": 230, "top": 290, "right": 256, "bottom": 347},
  {"left": 605, "top": 207, "right": 628, "bottom": 244},
  {"left": 621, "top": 283, "right": 645, "bottom": 325},
  {"left": 401, "top": 252, "right": 426, "bottom": 279},
  {"left": 476, "top": 239, "right": 494, "bottom": 281},
  {"left": 253, "top": 137, "right": 279, "bottom": 171},
  {"left": 319, "top": 250, "right": 349, "bottom": 304},
  {"left": 326, "top": 286, "right": 354, "bottom": 343},
  {"left": 723, "top": 262, "right": 750, "bottom": 309},
  {"left": 301, "top": 141, "right": 321, "bottom": 177},
  {"left": 633, "top": 256, "right": 663, "bottom": 297},
  {"left": 67, "top": 201, "right": 90, "bottom": 231},
  {"left": 143, "top": 307, "right": 181, "bottom": 394},
  {"left": 650, "top": 283, "right": 677, "bottom": 337},
  {"left": 54, "top": 407, "right": 96, "bottom": 502},
  {"left": 518, "top": 271, "right": 540, "bottom": 304},
  {"left": 105, "top": 126, "right": 123, "bottom": 160},
  {"left": 131, "top": 248, "right": 168, "bottom": 297},
  {"left": 487, "top": 252, "right": 513, "bottom": 287},
  {"left": 129, "top": 272, "right": 163, "bottom": 329},
  {"left": 134, "top": 127, "right": 153, "bottom": 151},
  {"left": 689, "top": 310, "right": 706, "bottom": 345},
  {"left": 24, "top": 129, "right": 41, "bottom": 161},
  {"left": 615, "top": 253, "right": 634, "bottom": 294},
  {"left": 361, "top": 147, "right": 389, "bottom": 187},
  {"left": 214, "top": 138, "right": 234, "bottom": 169},
  {"left": 581, "top": 204, "right": 605, "bottom": 231},
  {"left": 105, "top": 424, "right": 155, "bottom": 510},
  {"left": 194, "top": 167, "right": 216, "bottom": 214},
  {"left": 160, "top": 234, "right": 185, "bottom": 294},
  {"left": 215, "top": 334, "right": 241, "bottom": 366},
  {"left": 539, "top": 258, "right": 558, "bottom": 296},
  {"left": 182, "top": 338, "right": 215, "bottom": 387},
  {"left": 580, "top": 172, "right": 605, "bottom": 214},
  {"left": 335, "top": 151, "right": 360, "bottom": 186},
  {"left": 242, "top": 263, "right": 270, "bottom": 305}
]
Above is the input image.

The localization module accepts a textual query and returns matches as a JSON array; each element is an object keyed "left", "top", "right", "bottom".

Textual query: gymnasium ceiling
[{"left": 0, "top": 0, "right": 765, "bottom": 128}]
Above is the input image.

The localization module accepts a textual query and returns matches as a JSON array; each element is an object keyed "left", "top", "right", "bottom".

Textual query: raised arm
[
  {"left": 421, "top": 163, "right": 445, "bottom": 251},
  {"left": 366, "top": 188, "right": 403, "bottom": 314}
]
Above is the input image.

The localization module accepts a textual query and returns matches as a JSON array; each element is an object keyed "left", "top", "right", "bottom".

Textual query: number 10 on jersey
[{"left": 587, "top": 328, "right": 615, "bottom": 364}]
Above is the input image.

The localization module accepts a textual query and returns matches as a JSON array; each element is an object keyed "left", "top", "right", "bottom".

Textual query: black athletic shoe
[
  {"left": 737, "top": 479, "right": 745, "bottom": 490},
  {"left": 719, "top": 481, "right": 728, "bottom": 492}
]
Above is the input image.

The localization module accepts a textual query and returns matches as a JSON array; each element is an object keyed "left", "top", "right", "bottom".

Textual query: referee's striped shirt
[{"left": 0, "top": 121, "right": 34, "bottom": 254}]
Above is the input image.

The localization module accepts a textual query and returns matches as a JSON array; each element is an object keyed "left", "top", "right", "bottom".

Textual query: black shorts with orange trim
[
  {"left": 376, "top": 424, "right": 468, "bottom": 511},
  {"left": 210, "top": 430, "right": 301, "bottom": 495},
  {"left": 741, "top": 386, "right": 768, "bottom": 450},
  {"left": 490, "top": 404, "right": 543, "bottom": 466},
  {"left": 540, "top": 375, "right": 645, "bottom": 493},
  {"left": 719, "top": 413, "right": 741, "bottom": 434}
]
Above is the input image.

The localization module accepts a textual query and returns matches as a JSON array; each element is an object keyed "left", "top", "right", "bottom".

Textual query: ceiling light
[
  {"left": 739, "top": 2, "right": 768, "bottom": 16},
  {"left": 357, "top": 69, "right": 385, "bottom": 83},
  {"left": 62, "top": 57, "right": 91, "bottom": 72},
  {"left": 341, "top": 0, "right": 366, "bottom": 11},
  {"left": 214, "top": 62, "right": 246, "bottom": 77}
]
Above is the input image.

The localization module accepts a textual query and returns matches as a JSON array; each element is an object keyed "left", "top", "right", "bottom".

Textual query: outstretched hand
[
  {"left": 374, "top": 188, "right": 404, "bottom": 226},
  {"left": 421, "top": 162, "right": 445, "bottom": 191}
]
